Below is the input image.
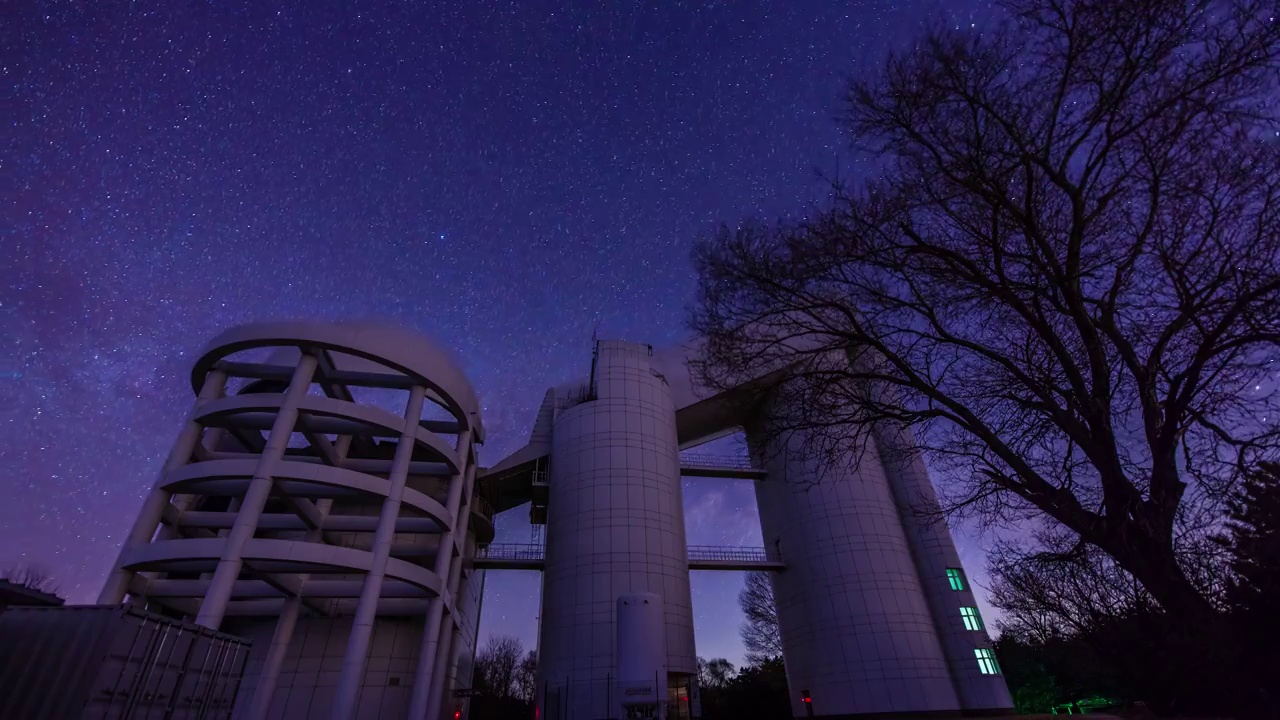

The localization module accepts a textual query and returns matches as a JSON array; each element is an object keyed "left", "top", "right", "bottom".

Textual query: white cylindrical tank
[
  {"left": 873, "top": 424, "right": 1013, "bottom": 713},
  {"left": 617, "top": 593, "right": 668, "bottom": 712},
  {"left": 537, "top": 340, "right": 696, "bottom": 720},
  {"left": 749, "top": 406, "right": 960, "bottom": 718}
]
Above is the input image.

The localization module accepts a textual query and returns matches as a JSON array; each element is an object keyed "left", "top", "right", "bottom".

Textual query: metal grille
[
  {"left": 476, "top": 544, "right": 782, "bottom": 565},
  {"left": 686, "top": 546, "right": 781, "bottom": 564},
  {"left": 475, "top": 543, "right": 546, "bottom": 562},
  {"left": 678, "top": 453, "right": 759, "bottom": 471}
]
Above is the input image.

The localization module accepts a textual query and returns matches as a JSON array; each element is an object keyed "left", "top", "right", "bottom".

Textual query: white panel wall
[
  {"left": 229, "top": 617, "right": 423, "bottom": 720},
  {"left": 538, "top": 340, "right": 696, "bottom": 720},
  {"left": 749, "top": 419, "right": 960, "bottom": 718},
  {"left": 873, "top": 427, "right": 1013, "bottom": 712}
]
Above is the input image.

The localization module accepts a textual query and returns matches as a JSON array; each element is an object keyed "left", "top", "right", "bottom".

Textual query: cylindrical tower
[
  {"left": 97, "top": 321, "right": 492, "bottom": 720},
  {"left": 873, "top": 425, "right": 1013, "bottom": 713},
  {"left": 538, "top": 340, "right": 696, "bottom": 720},
  {"left": 748, "top": 410, "right": 960, "bottom": 717}
]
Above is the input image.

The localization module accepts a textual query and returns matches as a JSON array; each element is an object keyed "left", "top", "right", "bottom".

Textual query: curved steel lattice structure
[{"left": 98, "top": 321, "right": 491, "bottom": 720}]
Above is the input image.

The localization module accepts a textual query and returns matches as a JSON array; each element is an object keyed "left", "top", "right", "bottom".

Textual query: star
[{"left": 4, "top": 0, "right": 1004, "bottom": 667}]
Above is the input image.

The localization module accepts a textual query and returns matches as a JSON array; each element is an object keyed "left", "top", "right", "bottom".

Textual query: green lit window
[
  {"left": 946, "top": 568, "right": 965, "bottom": 591},
  {"left": 975, "top": 648, "right": 1000, "bottom": 675},
  {"left": 960, "top": 606, "right": 984, "bottom": 631}
]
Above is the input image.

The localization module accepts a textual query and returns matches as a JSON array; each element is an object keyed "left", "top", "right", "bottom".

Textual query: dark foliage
[
  {"left": 738, "top": 571, "right": 782, "bottom": 664},
  {"left": 1216, "top": 461, "right": 1280, "bottom": 714},
  {"left": 468, "top": 636, "right": 535, "bottom": 720},
  {"left": 993, "top": 461, "right": 1280, "bottom": 717},
  {"left": 1217, "top": 461, "right": 1280, "bottom": 617},
  {"left": 698, "top": 657, "right": 791, "bottom": 720}
]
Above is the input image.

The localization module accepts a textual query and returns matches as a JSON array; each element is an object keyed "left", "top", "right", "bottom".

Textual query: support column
[
  {"left": 99, "top": 369, "right": 227, "bottom": 604},
  {"left": 428, "top": 623, "right": 462, "bottom": 720},
  {"left": 246, "top": 595, "right": 301, "bottom": 720},
  {"left": 450, "top": 464, "right": 478, "bottom": 569},
  {"left": 247, "top": 498, "right": 334, "bottom": 720},
  {"left": 195, "top": 354, "right": 317, "bottom": 629},
  {"left": 424, "top": 462, "right": 478, "bottom": 719},
  {"left": 409, "top": 595, "right": 447, "bottom": 719},
  {"left": 408, "top": 429, "right": 471, "bottom": 719},
  {"left": 330, "top": 386, "right": 428, "bottom": 720}
]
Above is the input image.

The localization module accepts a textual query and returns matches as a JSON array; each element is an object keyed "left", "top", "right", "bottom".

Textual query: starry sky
[{"left": 5, "top": 0, "right": 1000, "bottom": 667}]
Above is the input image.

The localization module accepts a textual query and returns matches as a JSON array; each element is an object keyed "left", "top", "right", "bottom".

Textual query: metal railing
[
  {"left": 679, "top": 453, "right": 761, "bottom": 472},
  {"left": 531, "top": 469, "right": 549, "bottom": 487},
  {"left": 686, "top": 546, "right": 781, "bottom": 564},
  {"left": 475, "top": 544, "right": 782, "bottom": 565},
  {"left": 475, "top": 543, "right": 546, "bottom": 562}
]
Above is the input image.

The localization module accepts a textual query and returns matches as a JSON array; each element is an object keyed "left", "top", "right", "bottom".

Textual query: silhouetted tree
[
  {"left": 514, "top": 650, "right": 538, "bottom": 703},
  {"left": 989, "top": 538, "right": 1153, "bottom": 643},
  {"left": 738, "top": 572, "right": 782, "bottom": 663},
  {"left": 1216, "top": 461, "right": 1280, "bottom": 714},
  {"left": 991, "top": 636, "right": 1065, "bottom": 714},
  {"left": 1218, "top": 461, "right": 1280, "bottom": 617},
  {"left": 987, "top": 518, "right": 1260, "bottom": 715},
  {"left": 697, "top": 657, "right": 735, "bottom": 691},
  {"left": 691, "top": 0, "right": 1279, "bottom": 632},
  {"left": 716, "top": 657, "right": 791, "bottom": 720},
  {"left": 469, "top": 636, "right": 533, "bottom": 720},
  {"left": 474, "top": 636, "right": 524, "bottom": 699}
]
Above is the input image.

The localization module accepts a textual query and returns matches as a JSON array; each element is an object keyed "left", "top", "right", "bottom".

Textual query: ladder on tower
[{"left": 530, "top": 460, "right": 549, "bottom": 545}]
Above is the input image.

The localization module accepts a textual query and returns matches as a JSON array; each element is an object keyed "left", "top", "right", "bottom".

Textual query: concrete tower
[
  {"left": 748, "top": 415, "right": 961, "bottom": 717},
  {"left": 873, "top": 425, "right": 1015, "bottom": 712},
  {"left": 538, "top": 340, "right": 697, "bottom": 719}
]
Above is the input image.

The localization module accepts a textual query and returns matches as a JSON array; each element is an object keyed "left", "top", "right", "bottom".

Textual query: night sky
[{"left": 6, "top": 0, "right": 999, "bottom": 667}]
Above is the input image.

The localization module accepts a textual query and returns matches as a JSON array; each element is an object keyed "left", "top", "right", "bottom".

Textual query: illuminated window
[
  {"left": 946, "top": 568, "right": 965, "bottom": 591},
  {"left": 960, "top": 606, "right": 984, "bottom": 631},
  {"left": 975, "top": 648, "right": 1000, "bottom": 675}
]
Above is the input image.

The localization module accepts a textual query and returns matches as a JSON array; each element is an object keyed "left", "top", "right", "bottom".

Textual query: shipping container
[{"left": 0, "top": 604, "right": 251, "bottom": 720}]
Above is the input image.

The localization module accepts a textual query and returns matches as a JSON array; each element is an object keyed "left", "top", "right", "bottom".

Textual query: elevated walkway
[
  {"left": 686, "top": 545, "right": 784, "bottom": 571},
  {"left": 469, "top": 543, "right": 547, "bottom": 570},
  {"left": 679, "top": 453, "right": 766, "bottom": 480},
  {"left": 470, "top": 544, "right": 784, "bottom": 572}
]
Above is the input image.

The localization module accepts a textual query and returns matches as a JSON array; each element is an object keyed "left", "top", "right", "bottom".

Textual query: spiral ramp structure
[{"left": 97, "top": 321, "right": 491, "bottom": 720}]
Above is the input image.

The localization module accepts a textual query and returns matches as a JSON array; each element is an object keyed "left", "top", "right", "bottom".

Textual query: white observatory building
[{"left": 98, "top": 322, "right": 1012, "bottom": 720}]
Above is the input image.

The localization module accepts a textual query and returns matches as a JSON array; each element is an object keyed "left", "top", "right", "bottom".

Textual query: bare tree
[
  {"left": 2, "top": 564, "right": 62, "bottom": 596},
  {"left": 990, "top": 535, "right": 1154, "bottom": 643},
  {"left": 697, "top": 657, "right": 736, "bottom": 691},
  {"left": 514, "top": 651, "right": 538, "bottom": 703},
  {"left": 738, "top": 572, "right": 782, "bottom": 663},
  {"left": 473, "top": 635, "right": 525, "bottom": 700},
  {"left": 691, "top": 0, "right": 1279, "bottom": 625}
]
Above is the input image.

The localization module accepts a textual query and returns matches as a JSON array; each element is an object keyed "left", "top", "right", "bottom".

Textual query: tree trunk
[{"left": 1109, "top": 528, "right": 1216, "bottom": 623}]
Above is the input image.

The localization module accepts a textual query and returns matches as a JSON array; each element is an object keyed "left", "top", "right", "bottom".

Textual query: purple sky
[{"left": 5, "top": 0, "right": 1000, "bottom": 668}]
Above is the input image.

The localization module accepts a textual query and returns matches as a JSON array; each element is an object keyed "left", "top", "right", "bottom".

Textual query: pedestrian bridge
[
  {"left": 679, "top": 453, "right": 766, "bottom": 480},
  {"left": 470, "top": 543, "right": 784, "bottom": 571}
]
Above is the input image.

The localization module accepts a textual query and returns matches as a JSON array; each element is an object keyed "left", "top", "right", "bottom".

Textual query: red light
[
  {"left": 803, "top": 697, "right": 812, "bottom": 704},
  {"left": 453, "top": 712, "right": 461, "bottom": 719}
]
